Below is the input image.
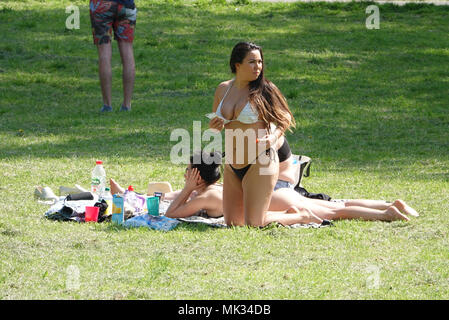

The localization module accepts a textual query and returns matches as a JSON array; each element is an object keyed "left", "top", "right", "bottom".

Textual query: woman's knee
[
  {"left": 245, "top": 215, "right": 265, "bottom": 227},
  {"left": 225, "top": 216, "right": 245, "bottom": 227},
  {"left": 243, "top": 206, "right": 268, "bottom": 227}
]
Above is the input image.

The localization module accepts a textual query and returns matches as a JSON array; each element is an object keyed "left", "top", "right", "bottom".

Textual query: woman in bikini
[{"left": 208, "top": 41, "right": 304, "bottom": 227}]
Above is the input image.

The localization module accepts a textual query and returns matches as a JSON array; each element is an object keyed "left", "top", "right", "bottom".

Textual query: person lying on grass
[{"left": 109, "top": 151, "right": 418, "bottom": 225}]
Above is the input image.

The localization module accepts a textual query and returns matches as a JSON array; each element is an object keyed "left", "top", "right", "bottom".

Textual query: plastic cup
[
  {"left": 85, "top": 206, "right": 100, "bottom": 222},
  {"left": 147, "top": 196, "right": 159, "bottom": 216}
]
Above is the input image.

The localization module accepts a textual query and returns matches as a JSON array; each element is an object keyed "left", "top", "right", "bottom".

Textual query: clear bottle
[
  {"left": 102, "top": 187, "right": 113, "bottom": 216},
  {"left": 91, "top": 160, "right": 106, "bottom": 198}
]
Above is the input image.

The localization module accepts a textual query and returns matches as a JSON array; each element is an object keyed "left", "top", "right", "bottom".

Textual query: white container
[
  {"left": 102, "top": 187, "right": 113, "bottom": 216},
  {"left": 91, "top": 160, "right": 106, "bottom": 198}
]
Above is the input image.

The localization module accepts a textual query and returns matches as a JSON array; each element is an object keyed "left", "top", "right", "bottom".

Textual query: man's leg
[
  {"left": 117, "top": 40, "right": 135, "bottom": 109},
  {"left": 97, "top": 42, "right": 113, "bottom": 108},
  {"left": 89, "top": 0, "right": 115, "bottom": 111}
]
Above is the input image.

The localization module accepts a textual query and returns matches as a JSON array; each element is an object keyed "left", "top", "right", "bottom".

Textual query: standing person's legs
[
  {"left": 114, "top": 4, "right": 137, "bottom": 110},
  {"left": 90, "top": 0, "right": 115, "bottom": 111},
  {"left": 117, "top": 41, "right": 135, "bottom": 109},
  {"left": 97, "top": 43, "right": 113, "bottom": 108}
]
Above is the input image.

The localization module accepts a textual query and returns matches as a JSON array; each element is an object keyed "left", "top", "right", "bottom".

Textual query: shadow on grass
[{"left": 1, "top": 2, "right": 448, "bottom": 172}]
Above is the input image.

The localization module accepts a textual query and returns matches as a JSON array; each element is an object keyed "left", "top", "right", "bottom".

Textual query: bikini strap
[{"left": 221, "top": 79, "right": 234, "bottom": 101}]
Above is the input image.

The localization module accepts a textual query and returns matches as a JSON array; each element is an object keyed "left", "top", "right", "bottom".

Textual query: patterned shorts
[{"left": 89, "top": 0, "right": 137, "bottom": 45}]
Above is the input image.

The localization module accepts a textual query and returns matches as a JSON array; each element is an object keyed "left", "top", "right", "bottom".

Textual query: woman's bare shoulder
[
  {"left": 215, "top": 80, "right": 233, "bottom": 95},
  {"left": 200, "top": 186, "right": 223, "bottom": 201},
  {"left": 218, "top": 79, "right": 233, "bottom": 88}
]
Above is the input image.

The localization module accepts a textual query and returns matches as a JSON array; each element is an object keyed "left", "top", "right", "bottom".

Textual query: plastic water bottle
[
  {"left": 91, "top": 160, "right": 106, "bottom": 198},
  {"left": 102, "top": 187, "right": 113, "bottom": 216}
]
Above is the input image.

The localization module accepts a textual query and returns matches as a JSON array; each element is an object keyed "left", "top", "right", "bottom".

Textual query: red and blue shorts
[{"left": 89, "top": 0, "right": 137, "bottom": 45}]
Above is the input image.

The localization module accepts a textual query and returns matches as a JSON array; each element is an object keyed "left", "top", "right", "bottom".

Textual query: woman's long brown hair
[{"left": 230, "top": 42, "right": 296, "bottom": 134}]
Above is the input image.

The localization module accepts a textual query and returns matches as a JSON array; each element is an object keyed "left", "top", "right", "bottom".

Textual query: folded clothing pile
[{"left": 44, "top": 196, "right": 110, "bottom": 223}]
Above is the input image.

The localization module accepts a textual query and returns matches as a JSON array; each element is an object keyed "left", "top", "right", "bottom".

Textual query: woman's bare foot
[
  {"left": 393, "top": 199, "right": 419, "bottom": 217},
  {"left": 285, "top": 206, "right": 323, "bottom": 224},
  {"left": 383, "top": 206, "right": 410, "bottom": 221},
  {"left": 109, "top": 178, "right": 125, "bottom": 195}
]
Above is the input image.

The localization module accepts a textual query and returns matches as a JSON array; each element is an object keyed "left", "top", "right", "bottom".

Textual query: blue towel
[{"left": 123, "top": 214, "right": 180, "bottom": 231}]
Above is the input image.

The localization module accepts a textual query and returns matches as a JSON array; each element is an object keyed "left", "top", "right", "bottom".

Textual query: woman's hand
[
  {"left": 165, "top": 168, "right": 208, "bottom": 219},
  {"left": 256, "top": 133, "right": 278, "bottom": 150},
  {"left": 209, "top": 116, "right": 225, "bottom": 132},
  {"left": 184, "top": 168, "right": 206, "bottom": 192}
]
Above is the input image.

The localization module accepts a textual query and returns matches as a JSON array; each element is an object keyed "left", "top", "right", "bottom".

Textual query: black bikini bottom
[
  {"left": 277, "top": 137, "right": 292, "bottom": 163},
  {"left": 229, "top": 148, "right": 275, "bottom": 181}
]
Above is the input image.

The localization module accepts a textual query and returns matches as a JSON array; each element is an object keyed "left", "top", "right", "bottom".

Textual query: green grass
[{"left": 0, "top": 0, "right": 448, "bottom": 299}]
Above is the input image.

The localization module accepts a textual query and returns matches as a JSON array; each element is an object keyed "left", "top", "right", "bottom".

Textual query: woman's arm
[
  {"left": 164, "top": 192, "right": 211, "bottom": 218},
  {"left": 212, "top": 83, "right": 225, "bottom": 113},
  {"left": 162, "top": 190, "right": 183, "bottom": 201},
  {"left": 165, "top": 168, "right": 208, "bottom": 218},
  {"left": 209, "top": 82, "right": 228, "bottom": 131},
  {"left": 257, "top": 113, "right": 291, "bottom": 150}
]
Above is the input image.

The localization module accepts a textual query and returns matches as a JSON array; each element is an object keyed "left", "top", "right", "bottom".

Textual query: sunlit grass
[{"left": 0, "top": 0, "right": 448, "bottom": 299}]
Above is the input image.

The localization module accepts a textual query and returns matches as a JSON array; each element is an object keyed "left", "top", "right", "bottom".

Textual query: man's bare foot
[
  {"left": 109, "top": 178, "right": 125, "bottom": 195},
  {"left": 393, "top": 199, "right": 419, "bottom": 217},
  {"left": 384, "top": 206, "right": 410, "bottom": 221},
  {"left": 285, "top": 206, "right": 323, "bottom": 224}
]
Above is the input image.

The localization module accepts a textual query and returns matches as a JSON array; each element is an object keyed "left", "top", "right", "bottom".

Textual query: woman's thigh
[
  {"left": 242, "top": 151, "right": 279, "bottom": 226},
  {"left": 223, "top": 164, "right": 244, "bottom": 226}
]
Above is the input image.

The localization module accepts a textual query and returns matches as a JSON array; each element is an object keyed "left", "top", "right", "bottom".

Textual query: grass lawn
[{"left": 0, "top": 0, "right": 448, "bottom": 299}]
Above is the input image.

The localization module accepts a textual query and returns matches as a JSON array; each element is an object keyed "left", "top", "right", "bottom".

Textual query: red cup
[{"left": 85, "top": 206, "right": 100, "bottom": 222}]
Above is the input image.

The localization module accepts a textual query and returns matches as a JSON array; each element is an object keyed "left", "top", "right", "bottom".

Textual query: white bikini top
[{"left": 214, "top": 80, "right": 262, "bottom": 125}]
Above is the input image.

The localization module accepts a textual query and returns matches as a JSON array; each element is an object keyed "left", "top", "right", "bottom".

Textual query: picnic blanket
[
  {"left": 177, "top": 215, "right": 332, "bottom": 229},
  {"left": 43, "top": 197, "right": 334, "bottom": 229},
  {"left": 159, "top": 200, "right": 333, "bottom": 229}
]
